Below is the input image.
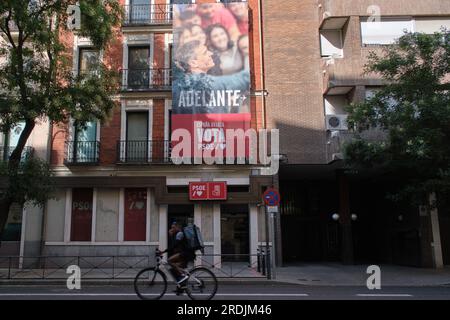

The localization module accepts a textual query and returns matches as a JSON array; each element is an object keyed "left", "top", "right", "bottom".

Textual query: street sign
[
  {"left": 189, "top": 182, "right": 227, "bottom": 200},
  {"left": 267, "top": 206, "right": 279, "bottom": 213},
  {"left": 263, "top": 188, "right": 280, "bottom": 206}
]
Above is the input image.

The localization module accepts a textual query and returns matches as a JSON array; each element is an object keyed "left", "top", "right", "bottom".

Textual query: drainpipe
[{"left": 258, "top": 0, "right": 267, "bottom": 130}]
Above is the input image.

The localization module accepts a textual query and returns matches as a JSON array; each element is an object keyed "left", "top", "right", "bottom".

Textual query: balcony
[
  {"left": 64, "top": 141, "right": 100, "bottom": 165},
  {"left": 117, "top": 140, "right": 171, "bottom": 164},
  {"left": 123, "top": 4, "right": 172, "bottom": 26},
  {"left": 120, "top": 68, "right": 172, "bottom": 91},
  {"left": 0, "top": 146, "right": 34, "bottom": 163}
]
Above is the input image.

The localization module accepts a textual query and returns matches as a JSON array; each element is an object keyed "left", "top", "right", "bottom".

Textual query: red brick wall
[
  {"left": 51, "top": 122, "right": 68, "bottom": 166},
  {"left": 51, "top": 0, "right": 265, "bottom": 167},
  {"left": 100, "top": 103, "right": 121, "bottom": 165}
]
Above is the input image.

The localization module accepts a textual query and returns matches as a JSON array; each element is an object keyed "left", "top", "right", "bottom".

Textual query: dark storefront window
[
  {"left": 71, "top": 188, "right": 93, "bottom": 241},
  {"left": 124, "top": 188, "right": 147, "bottom": 241}
]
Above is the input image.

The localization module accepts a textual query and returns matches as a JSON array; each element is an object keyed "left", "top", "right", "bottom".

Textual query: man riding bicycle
[{"left": 158, "top": 221, "right": 196, "bottom": 287}]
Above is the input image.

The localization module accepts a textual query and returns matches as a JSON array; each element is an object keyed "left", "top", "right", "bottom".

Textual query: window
[
  {"left": 320, "top": 30, "right": 343, "bottom": 57},
  {"left": 126, "top": 112, "right": 149, "bottom": 162},
  {"left": 124, "top": 188, "right": 147, "bottom": 241},
  {"left": 78, "top": 48, "right": 100, "bottom": 75},
  {"left": 71, "top": 188, "right": 93, "bottom": 241},
  {"left": 72, "top": 121, "right": 98, "bottom": 163},
  {"left": 2, "top": 122, "right": 26, "bottom": 161},
  {"left": 414, "top": 17, "right": 450, "bottom": 34},
  {"left": 130, "top": 0, "right": 151, "bottom": 23},
  {"left": 360, "top": 18, "right": 413, "bottom": 45},
  {"left": 128, "top": 46, "right": 150, "bottom": 89},
  {"left": 324, "top": 95, "right": 348, "bottom": 115}
]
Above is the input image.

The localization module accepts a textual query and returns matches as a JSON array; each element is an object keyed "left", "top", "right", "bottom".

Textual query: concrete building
[{"left": 263, "top": 0, "right": 450, "bottom": 267}]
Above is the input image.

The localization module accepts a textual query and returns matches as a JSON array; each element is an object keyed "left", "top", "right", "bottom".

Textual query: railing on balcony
[
  {"left": 123, "top": 4, "right": 172, "bottom": 26},
  {"left": 120, "top": 68, "right": 172, "bottom": 91},
  {"left": 65, "top": 141, "right": 100, "bottom": 165},
  {"left": 117, "top": 140, "right": 171, "bottom": 164},
  {"left": 0, "top": 146, "right": 33, "bottom": 163}
]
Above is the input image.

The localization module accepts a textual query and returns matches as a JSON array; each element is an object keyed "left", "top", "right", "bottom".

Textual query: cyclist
[{"left": 159, "top": 221, "right": 195, "bottom": 286}]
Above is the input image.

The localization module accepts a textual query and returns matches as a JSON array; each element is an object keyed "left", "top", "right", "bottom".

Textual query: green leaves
[
  {"left": 0, "top": 1, "right": 122, "bottom": 210},
  {"left": 0, "top": 157, "right": 54, "bottom": 207},
  {"left": 345, "top": 30, "right": 450, "bottom": 203}
]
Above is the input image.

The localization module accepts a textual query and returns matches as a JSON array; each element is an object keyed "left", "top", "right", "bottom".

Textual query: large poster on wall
[{"left": 171, "top": 2, "right": 250, "bottom": 160}]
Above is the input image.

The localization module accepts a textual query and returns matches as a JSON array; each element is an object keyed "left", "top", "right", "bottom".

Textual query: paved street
[{"left": 0, "top": 283, "right": 449, "bottom": 300}]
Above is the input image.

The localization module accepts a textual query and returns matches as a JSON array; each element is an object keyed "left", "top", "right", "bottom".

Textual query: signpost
[{"left": 262, "top": 188, "right": 280, "bottom": 279}]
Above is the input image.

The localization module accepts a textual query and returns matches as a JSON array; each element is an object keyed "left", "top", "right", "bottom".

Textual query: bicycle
[{"left": 134, "top": 249, "right": 218, "bottom": 300}]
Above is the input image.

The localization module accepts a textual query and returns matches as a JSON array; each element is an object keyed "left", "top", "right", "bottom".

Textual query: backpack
[{"left": 183, "top": 224, "right": 205, "bottom": 254}]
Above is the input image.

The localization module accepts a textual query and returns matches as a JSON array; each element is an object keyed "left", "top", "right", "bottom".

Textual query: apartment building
[
  {"left": 0, "top": 0, "right": 274, "bottom": 269},
  {"left": 264, "top": 0, "right": 450, "bottom": 267}
]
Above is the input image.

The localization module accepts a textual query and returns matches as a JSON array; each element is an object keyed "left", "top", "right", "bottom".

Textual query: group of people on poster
[{"left": 172, "top": 2, "right": 250, "bottom": 114}]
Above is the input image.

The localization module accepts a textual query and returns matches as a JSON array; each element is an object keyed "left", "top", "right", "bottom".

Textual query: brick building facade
[{"left": 264, "top": 0, "right": 450, "bottom": 267}]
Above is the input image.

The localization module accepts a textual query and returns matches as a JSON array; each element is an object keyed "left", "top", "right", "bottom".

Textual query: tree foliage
[
  {"left": 0, "top": 0, "right": 123, "bottom": 234},
  {"left": 345, "top": 30, "right": 450, "bottom": 206}
]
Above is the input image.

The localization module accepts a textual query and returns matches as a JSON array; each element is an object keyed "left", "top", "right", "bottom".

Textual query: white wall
[
  {"left": 320, "top": 30, "right": 343, "bottom": 57},
  {"left": 45, "top": 190, "right": 66, "bottom": 242},
  {"left": 95, "top": 188, "right": 120, "bottom": 242}
]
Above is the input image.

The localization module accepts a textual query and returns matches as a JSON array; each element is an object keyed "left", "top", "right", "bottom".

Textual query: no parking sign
[{"left": 263, "top": 188, "right": 280, "bottom": 207}]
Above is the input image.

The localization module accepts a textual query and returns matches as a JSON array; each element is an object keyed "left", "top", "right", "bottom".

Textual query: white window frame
[{"left": 360, "top": 16, "right": 414, "bottom": 46}]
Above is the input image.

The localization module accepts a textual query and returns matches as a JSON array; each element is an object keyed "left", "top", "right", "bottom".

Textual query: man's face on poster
[
  {"left": 197, "top": 4, "right": 215, "bottom": 19},
  {"left": 228, "top": 3, "right": 247, "bottom": 20},
  {"left": 189, "top": 44, "right": 214, "bottom": 73}
]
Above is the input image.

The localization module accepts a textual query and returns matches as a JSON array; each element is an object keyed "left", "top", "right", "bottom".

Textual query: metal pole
[
  {"left": 265, "top": 206, "right": 271, "bottom": 279},
  {"left": 270, "top": 212, "right": 276, "bottom": 279}
]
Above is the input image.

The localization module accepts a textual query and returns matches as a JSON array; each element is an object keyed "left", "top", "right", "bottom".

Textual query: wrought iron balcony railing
[
  {"left": 117, "top": 140, "right": 172, "bottom": 164},
  {"left": 65, "top": 141, "right": 100, "bottom": 165},
  {"left": 0, "top": 146, "right": 34, "bottom": 163},
  {"left": 120, "top": 68, "right": 172, "bottom": 91},
  {"left": 123, "top": 4, "right": 172, "bottom": 26}
]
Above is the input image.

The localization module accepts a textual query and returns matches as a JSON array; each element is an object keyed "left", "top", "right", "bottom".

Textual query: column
[
  {"left": 213, "top": 203, "right": 221, "bottom": 269},
  {"left": 249, "top": 204, "right": 259, "bottom": 267},
  {"left": 158, "top": 204, "right": 168, "bottom": 250}
]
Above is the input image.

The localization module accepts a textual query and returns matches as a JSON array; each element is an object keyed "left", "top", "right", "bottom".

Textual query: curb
[{"left": 0, "top": 278, "right": 275, "bottom": 286}]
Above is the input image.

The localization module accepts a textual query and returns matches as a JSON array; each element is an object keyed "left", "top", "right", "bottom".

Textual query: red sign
[
  {"left": 124, "top": 188, "right": 147, "bottom": 241},
  {"left": 189, "top": 182, "right": 227, "bottom": 201},
  {"left": 71, "top": 188, "right": 93, "bottom": 241},
  {"left": 208, "top": 182, "right": 227, "bottom": 200},
  {"left": 189, "top": 182, "right": 209, "bottom": 200},
  {"left": 263, "top": 188, "right": 281, "bottom": 206}
]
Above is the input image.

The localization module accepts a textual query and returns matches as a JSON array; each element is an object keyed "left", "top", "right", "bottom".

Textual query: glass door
[
  {"left": 126, "top": 112, "right": 149, "bottom": 162},
  {"left": 74, "top": 121, "right": 97, "bottom": 163},
  {"left": 128, "top": 46, "right": 150, "bottom": 89}
]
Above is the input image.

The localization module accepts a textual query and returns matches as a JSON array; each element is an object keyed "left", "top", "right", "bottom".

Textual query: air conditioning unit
[{"left": 326, "top": 114, "right": 348, "bottom": 130}]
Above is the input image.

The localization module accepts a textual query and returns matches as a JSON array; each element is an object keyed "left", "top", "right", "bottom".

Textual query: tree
[
  {"left": 0, "top": 0, "right": 123, "bottom": 238},
  {"left": 345, "top": 30, "right": 450, "bottom": 208}
]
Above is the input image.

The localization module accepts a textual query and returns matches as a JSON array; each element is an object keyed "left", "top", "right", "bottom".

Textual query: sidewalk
[{"left": 272, "top": 263, "right": 450, "bottom": 287}]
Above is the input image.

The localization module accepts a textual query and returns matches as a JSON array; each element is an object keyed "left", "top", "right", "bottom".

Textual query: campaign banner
[{"left": 171, "top": 2, "right": 250, "bottom": 161}]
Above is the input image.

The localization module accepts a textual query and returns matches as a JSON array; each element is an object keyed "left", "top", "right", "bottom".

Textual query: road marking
[
  {"left": 0, "top": 293, "right": 309, "bottom": 297},
  {"left": 356, "top": 294, "right": 413, "bottom": 297}
]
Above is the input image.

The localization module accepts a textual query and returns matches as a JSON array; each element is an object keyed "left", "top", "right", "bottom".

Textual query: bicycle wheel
[
  {"left": 134, "top": 267, "right": 167, "bottom": 300},
  {"left": 185, "top": 267, "right": 218, "bottom": 300}
]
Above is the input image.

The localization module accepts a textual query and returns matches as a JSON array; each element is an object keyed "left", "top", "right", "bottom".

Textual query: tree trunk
[{"left": 0, "top": 197, "right": 14, "bottom": 242}]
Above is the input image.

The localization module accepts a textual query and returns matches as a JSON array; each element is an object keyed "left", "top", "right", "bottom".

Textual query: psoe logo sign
[{"left": 67, "top": 265, "right": 81, "bottom": 290}]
